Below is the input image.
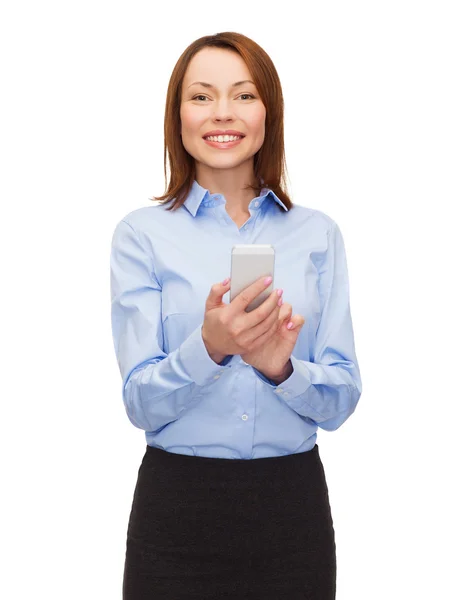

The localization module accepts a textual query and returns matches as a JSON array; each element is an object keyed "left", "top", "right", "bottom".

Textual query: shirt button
[
  {"left": 254, "top": 201, "right": 260, "bottom": 207},
  {"left": 241, "top": 414, "right": 248, "bottom": 421},
  {"left": 213, "top": 374, "right": 221, "bottom": 379},
  {"left": 275, "top": 388, "right": 283, "bottom": 393}
]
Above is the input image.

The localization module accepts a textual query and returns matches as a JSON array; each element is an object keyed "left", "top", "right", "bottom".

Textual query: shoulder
[
  {"left": 289, "top": 202, "right": 337, "bottom": 237},
  {"left": 114, "top": 202, "right": 183, "bottom": 237},
  {"left": 306, "top": 205, "right": 337, "bottom": 231}
]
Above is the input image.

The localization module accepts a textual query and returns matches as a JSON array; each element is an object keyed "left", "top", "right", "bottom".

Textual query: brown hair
[{"left": 152, "top": 31, "right": 293, "bottom": 212}]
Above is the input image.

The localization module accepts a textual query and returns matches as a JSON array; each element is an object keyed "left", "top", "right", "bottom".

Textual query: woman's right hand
[{"left": 201, "top": 276, "right": 283, "bottom": 363}]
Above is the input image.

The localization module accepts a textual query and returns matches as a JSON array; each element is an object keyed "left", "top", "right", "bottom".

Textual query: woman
[{"left": 110, "top": 31, "right": 362, "bottom": 600}]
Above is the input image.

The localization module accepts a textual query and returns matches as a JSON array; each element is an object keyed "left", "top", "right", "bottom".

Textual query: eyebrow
[{"left": 187, "top": 80, "right": 255, "bottom": 89}]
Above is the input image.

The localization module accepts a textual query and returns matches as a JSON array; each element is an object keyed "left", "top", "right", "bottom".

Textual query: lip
[
  {"left": 202, "top": 130, "right": 246, "bottom": 138},
  {"left": 203, "top": 136, "right": 245, "bottom": 149}
]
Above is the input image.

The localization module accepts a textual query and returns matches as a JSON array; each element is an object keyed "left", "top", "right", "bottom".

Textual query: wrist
[
  {"left": 267, "top": 360, "right": 293, "bottom": 385},
  {"left": 202, "top": 326, "right": 227, "bottom": 364}
]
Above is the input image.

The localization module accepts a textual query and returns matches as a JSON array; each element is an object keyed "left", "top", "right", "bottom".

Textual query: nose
[
  {"left": 213, "top": 113, "right": 234, "bottom": 125},
  {"left": 212, "top": 98, "right": 234, "bottom": 122}
]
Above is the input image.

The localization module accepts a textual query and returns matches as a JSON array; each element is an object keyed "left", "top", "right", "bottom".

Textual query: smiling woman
[
  {"left": 113, "top": 30, "right": 362, "bottom": 600},
  {"left": 152, "top": 32, "right": 293, "bottom": 214}
]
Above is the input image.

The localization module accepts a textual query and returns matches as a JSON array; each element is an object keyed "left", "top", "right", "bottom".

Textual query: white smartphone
[{"left": 230, "top": 244, "right": 275, "bottom": 312}]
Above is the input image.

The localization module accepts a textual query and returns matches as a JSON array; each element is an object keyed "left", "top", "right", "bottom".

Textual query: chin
[
  {"left": 203, "top": 148, "right": 250, "bottom": 161},
  {"left": 202, "top": 159, "right": 246, "bottom": 171}
]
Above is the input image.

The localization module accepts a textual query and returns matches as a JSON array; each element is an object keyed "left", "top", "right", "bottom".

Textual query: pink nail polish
[{"left": 287, "top": 322, "right": 293, "bottom": 329}]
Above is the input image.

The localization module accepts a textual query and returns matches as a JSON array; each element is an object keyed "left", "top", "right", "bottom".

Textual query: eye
[{"left": 191, "top": 94, "right": 256, "bottom": 101}]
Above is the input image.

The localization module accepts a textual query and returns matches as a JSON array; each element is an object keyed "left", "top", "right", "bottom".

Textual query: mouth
[{"left": 203, "top": 135, "right": 245, "bottom": 149}]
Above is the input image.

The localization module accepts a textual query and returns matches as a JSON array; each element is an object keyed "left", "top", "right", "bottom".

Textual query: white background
[{"left": 1, "top": 1, "right": 449, "bottom": 598}]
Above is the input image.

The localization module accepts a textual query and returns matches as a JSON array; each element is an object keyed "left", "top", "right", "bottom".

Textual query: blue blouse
[{"left": 110, "top": 179, "right": 362, "bottom": 458}]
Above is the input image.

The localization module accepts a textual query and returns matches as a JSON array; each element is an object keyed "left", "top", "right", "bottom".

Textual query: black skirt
[{"left": 123, "top": 443, "right": 337, "bottom": 600}]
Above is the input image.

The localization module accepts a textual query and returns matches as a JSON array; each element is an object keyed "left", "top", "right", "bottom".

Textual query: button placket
[{"left": 213, "top": 368, "right": 227, "bottom": 380}]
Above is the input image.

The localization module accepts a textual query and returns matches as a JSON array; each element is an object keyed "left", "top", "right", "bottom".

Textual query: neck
[{"left": 195, "top": 161, "right": 261, "bottom": 213}]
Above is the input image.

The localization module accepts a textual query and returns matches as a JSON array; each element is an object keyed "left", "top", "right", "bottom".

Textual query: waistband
[{"left": 144, "top": 442, "right": 320, "bottom": 475}]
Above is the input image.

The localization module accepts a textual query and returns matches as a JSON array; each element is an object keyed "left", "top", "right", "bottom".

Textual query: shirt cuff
[
  {"left": 179, "top": 323, "right": 233, "bottom": 385},
  {"left": 252, "top": 355, "right": 311, "bottom": 400}
]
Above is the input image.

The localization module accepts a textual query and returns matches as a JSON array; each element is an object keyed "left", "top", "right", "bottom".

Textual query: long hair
[{"left": 152, "top": 32, "right": 293, "bottom": 212}]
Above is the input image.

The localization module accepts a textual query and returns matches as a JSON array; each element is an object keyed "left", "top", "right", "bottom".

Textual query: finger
[
  {"left": 244, "top": 306, "right": 281, "bottom": 351},
  {"left": 286, "top": 315, "right": 306, "bottom": 330},
  {"left": 229, "top": 275, "right": 275, "bottom": 319},
  {"left": 205, "top": 278, "right": 231, "bottom": 310},
  {"left": 278, "top": 302, "right": 292, "bottom": 323},
  {"left": 238, "top": 293, "right": 281, "bottom": 347},
  {"left": 231, "top": 287, "right": 280, "bottom": 334},
  {"left": 246, "top": 287, "right": 282, "bottom": 327}
]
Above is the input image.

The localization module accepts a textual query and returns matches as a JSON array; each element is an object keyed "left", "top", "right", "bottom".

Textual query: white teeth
[{"left": 205, "top": 134, "right": 242, "bottom": 142}]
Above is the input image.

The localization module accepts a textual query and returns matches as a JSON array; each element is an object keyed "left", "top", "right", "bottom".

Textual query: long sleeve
[
  {"left": 253, "top": 220, "right": 362, "bottom": 431},
  {"left": 110, "top": 219, "right": 232, "bottom": 433}
]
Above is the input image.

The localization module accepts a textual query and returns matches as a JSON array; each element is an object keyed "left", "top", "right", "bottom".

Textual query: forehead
[{"left": 183, "top": 48, "right": 251, "bottom": 87}]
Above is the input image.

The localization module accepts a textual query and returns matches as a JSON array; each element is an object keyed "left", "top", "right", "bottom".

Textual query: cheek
[
  {"left": 180, "top": 106, "right": 203, "bottom": 135},
  {"left": 246, "top": 107, "right": 266, "bottom": 136}
]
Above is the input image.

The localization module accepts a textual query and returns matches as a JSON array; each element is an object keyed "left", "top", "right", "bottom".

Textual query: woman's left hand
[{"left": 240, "top": 301, "right": 305, "bottom": 380}]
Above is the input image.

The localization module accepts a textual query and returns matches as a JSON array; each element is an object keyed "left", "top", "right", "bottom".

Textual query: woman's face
[{"left": 180, "top": 47, "right": 266, "bottom": 174}]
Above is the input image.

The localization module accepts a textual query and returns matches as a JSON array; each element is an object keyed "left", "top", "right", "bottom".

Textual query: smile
[{"left": 203, "top": 137, "right": 244, "bottom": 149}]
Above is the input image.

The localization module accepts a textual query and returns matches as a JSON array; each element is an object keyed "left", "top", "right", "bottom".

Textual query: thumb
[{"left": 205, "top": 277, "right": 231, "bottom": 310}]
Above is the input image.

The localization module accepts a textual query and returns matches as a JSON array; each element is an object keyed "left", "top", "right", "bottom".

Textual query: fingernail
[
  {"left": 287, "top": 321, "right": 294, "bottom": 329},
  {"left": 264, "top": 276, "right": 272, "bottom": 285},
  {"left": 278, "top": 297, "right": 283, "bottom": 307},
  {"left": 222, "top": 277, "right": 230, "bottom": 285}
]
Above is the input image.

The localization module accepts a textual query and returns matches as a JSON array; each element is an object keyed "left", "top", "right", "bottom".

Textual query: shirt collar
[{"left": 183, "top": 179, "right": 289, "bottom": 217}]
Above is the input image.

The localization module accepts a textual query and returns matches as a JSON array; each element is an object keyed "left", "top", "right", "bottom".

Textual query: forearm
[
  {"left": 122, "top": 324, "right": 232, "bottom": 432},
  {"left": 256, "top": 355, "right": 362, "bottom": 430}
]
